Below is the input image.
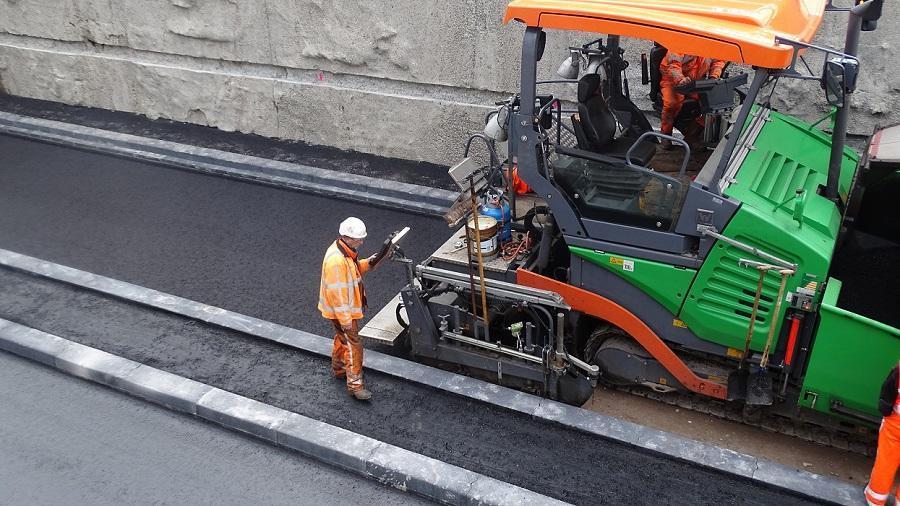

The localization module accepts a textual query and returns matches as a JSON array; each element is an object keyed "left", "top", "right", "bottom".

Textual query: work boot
[
  {"left": 660, "top": 138, "right": 674, "bottom": 151},
  {"left": 351, "top": 388, "right": 372, "bottom": 401}
]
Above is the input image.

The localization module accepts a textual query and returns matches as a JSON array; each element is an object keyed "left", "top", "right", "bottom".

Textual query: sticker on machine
[{"left": 610, "top": 256, "right": 635, "bottom": 272}]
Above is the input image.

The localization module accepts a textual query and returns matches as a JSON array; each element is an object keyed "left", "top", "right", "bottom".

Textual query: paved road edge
[
  {"left": 0, "top": 248, "right": 863, "bottom": 506},
  {"left": 0, "top": 318, "right": 567, "bottom": 506},
  {"left": 0, "top": 111, "right": 456, "bottom": 217}
]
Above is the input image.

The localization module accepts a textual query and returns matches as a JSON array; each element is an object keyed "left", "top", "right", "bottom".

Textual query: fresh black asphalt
[
  {"left": 0, "top": 133, "right": 449, "bottom": 342},
  {"left": 0, "top": 267, "right": 813, "bottom": 505},
  {"left": 0, "top": 132, "right": 819, "bottom": 503}
]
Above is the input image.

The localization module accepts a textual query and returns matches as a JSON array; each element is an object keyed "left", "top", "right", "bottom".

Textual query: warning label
[{"left": 610, "top": 256, "right": 635, "bottom": 272}]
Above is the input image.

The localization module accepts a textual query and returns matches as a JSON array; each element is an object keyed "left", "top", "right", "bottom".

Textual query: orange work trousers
[
  {"left": 659, "top": 83, "right": 702, "bottom": 137},
  {"left": 866, "top": 416, "right": 900, "bottom": 505},
  {"left": 330, "top": 319, "right": 364, "bottom": 393}
]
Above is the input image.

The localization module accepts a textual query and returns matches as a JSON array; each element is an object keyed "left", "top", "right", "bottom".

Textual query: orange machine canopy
[{"left": 504, "top": 0, "right": 827, "bottom": 68}]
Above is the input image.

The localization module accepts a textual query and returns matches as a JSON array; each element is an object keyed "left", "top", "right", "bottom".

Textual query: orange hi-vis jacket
[
  {"left": 866, "top": 361, "right": 900, "bottom": 506},
  {"left": 660, "top": 52, "right": 725, "bottom": 85},
  {"left": 318, "top": 239, "right": 370, "bottom": 328}
]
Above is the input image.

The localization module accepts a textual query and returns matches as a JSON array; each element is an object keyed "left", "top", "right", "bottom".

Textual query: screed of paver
[{"left": 0, "top": 267, "right": 820, "bottom": 506}]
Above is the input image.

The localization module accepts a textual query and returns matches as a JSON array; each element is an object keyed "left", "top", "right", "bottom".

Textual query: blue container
[{"left": 481, "top": 199, "right": 511, "bottom": 243}]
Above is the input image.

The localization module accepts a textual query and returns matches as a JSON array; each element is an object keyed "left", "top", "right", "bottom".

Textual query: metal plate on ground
[{"left": 360, "top": 293, "right": 406, "bottom": 344}]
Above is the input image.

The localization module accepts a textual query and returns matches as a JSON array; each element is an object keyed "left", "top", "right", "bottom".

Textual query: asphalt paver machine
[{"left": 364, "top": 0, "right": 898, "bottom": 438}]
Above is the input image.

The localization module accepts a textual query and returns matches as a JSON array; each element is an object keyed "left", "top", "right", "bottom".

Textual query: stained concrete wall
[{"left": 0, "top": 0, "right": 896, "bottom": 165}]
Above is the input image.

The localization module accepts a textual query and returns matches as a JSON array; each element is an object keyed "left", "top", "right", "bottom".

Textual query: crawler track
[{"left": 615, "top": 384, "right": 877, "bottom": 456}]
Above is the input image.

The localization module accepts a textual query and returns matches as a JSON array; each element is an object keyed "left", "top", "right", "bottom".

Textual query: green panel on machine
[
  {"left": 799, "top": 279, "right": 900, "bottom": 419},
  {"left": 725, "top": 109, "right": 858, "bottom": 221},
  {"left": 569, "top": 246, "right": 697, "bottom": 314},
  {"left": 679, "top": 109, "right": 857, "bottom": 351}
]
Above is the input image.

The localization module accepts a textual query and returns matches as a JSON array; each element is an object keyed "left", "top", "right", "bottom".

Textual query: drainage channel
[{"left": 0, "top": 266, "right": 819, "bottom": 505}]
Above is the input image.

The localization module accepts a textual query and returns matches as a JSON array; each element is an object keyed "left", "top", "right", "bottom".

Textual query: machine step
[{"left": 360, "top": 292, "right": 406, "bottom": 344}]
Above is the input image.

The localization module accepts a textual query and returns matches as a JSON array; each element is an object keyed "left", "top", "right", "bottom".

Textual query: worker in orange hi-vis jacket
[
  {"left": 866, "top": 361, "right": 900, "bottom": 505},
  {"left": 658, "top": 51, "right": 726, "bottom": 150},
  {"left": 318, "top": 217, "right": 382, "bottom": 401}
]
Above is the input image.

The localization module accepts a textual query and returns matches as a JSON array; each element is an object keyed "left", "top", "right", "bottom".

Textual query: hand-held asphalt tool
[
  {"left": 733, "top": 260, "right": 796, "bottom": 406},
  {"left": 369, "top": 227, "right": 411, "bottom": 268},
  {"left": 727, "top": 266, "right": 767, "bottom": 401}
]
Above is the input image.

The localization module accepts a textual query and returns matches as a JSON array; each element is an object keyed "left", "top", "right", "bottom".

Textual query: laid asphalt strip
[
  {"left": 0, "top": 248, "right": 862, "bottom": 505},
  {"left": 0, "top": 111, "right": 458, "bottom": 217},
  {"left": 0, "top": 318, "right": 563, "bottom": 506}
]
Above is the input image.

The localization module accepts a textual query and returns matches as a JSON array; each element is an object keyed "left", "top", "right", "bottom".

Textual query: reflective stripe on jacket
[{"left": 318, "top": 240, "right": 370, "bottom": 327}]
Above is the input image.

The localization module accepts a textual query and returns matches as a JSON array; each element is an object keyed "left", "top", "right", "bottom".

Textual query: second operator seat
[{"left": 571, "top": 74, "right": 656, "bottom": 167}]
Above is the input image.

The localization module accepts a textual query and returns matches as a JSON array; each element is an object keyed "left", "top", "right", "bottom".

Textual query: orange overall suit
[
  {"left": 318, "top": 238, "right": 370, "bottom": 394},
  {"left": 659, "top": 52, "right": 726, "bottom": 137},
  {"left": 866, "top": 362, "right": 900, "bottom": 506}
]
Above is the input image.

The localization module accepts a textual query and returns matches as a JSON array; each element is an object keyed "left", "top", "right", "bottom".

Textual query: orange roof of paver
[{"left": 504, "top": 0, "right": 827, "bottom": 68}]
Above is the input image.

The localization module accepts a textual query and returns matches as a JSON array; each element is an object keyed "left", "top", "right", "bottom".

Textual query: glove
[
  {"left": 677, "top": 76, "right": 692, "bottom": 87},
  {"left": 710, "top": 71, "right": 722, "bottom": 80},
  {"left": 341, "top": 322, "right": 355, "bottom": 334}
]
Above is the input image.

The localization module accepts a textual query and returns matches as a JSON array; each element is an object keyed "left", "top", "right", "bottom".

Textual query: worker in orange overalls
[
  {"left": 318, "top": 217, "right": 379, "bottom": 401},
  {"left": 659, "top": 51, "right": 726, "bottom": 149},
  {"left": 866, "top": 361, "right": 900, "bottom": 505}
]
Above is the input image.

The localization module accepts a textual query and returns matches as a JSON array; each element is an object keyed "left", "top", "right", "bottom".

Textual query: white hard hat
[{"left": 339, "top": 217, "right": 367, "bottom": 239}]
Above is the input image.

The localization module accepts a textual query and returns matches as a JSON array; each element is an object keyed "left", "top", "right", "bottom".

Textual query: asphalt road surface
[
  {"left": 0, "top": 133, "right": 450, "bottom": 340},
  {"left": 0, "top": 255, "right": 816, "bottom": 505},
  {"left": 0, "top": 132, "right": 823, "bottom": 504},
  {"left": 0, "top": 351, "right": 427, "bottom": 505}
]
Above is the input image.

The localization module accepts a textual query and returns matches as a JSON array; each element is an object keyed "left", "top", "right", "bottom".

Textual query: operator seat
[
  {"left": 571, "top": 74, "right": 657, "bottom": 167},
  {"left": 649, "top": 43, "right": 667, "bottom": 111}
]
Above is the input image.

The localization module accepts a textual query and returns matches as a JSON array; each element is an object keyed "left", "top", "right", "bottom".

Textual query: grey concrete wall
[{"left": 0, "top": 0, "right": 896, "bottom": 165}]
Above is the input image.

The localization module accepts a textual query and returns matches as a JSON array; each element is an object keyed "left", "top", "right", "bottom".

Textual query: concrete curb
[
  {"left": 0, "top": 318, "right": 567, "bottom": 506},
  {"left": 0, "top": 248, "right": 864, "bottom": 505},
  {"left": 0, "top": 111, "right": 456, "bottom": 217}
]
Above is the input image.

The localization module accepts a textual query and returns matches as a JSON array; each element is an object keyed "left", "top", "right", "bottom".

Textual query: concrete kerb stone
[
  {"left": 466, "top": 475, "right": 568, "bottom": 506},
  {"left": 0, "top": 319, "right": 566, "bottom": 506},
  {"left": 365, "top": 443, "right": 570, "bottom": 506},
  {"left": 196, "top": 388, "right": 288, "bottom": 443},
  {"left": 276, "top": 412, "right": 383, "bottom": 475},
  {"left": 752, "top": 460, "right": 863, "bottom": 506},
  {"left": 118, "top": 365, "right": 214, "bottom": 415},
  {"left": 272, "top": 328, "right": 333, "bottom": 356},
  {"left": 436, "top": 372, "right": 544, "bottom": 415},
  {"left": 534, "top": 399, "right": 644, "bottom": 446},
  {"left": 0, "top": 111, "right": 456, "bottom": 217},
  {"left": 0, "top": 319, "right": 72, "bottom": 366},
  {"left": 54, "top": 342, "right": 143, "bottom": 385},
  {"left": 367, "top": 444, "right": 484, "bottom": 505},
  {"left": 0, "top": 249, "right": 865, "bottom": 504}
]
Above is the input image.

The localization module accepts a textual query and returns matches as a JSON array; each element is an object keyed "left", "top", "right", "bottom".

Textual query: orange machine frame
[
  {"left": 504, "top": 0, "right": 827, "bottom": 69},
  {"left": 518, "top": 269, "right": 729, "bottom": 400}
]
